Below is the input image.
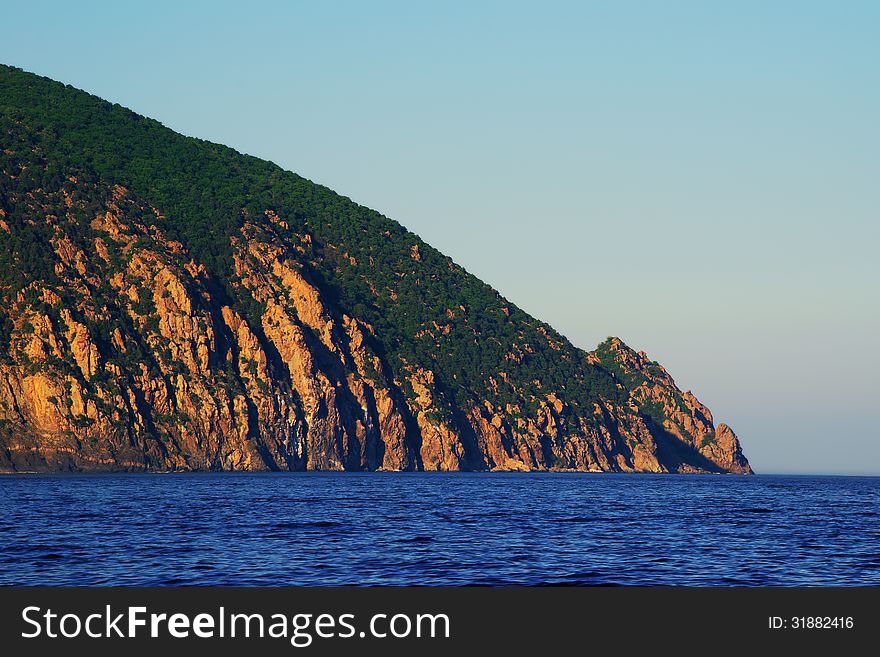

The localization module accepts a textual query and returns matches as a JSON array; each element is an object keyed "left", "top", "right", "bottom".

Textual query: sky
[{"left": 2, "top": 1, "right": 878, "bottom": 474}]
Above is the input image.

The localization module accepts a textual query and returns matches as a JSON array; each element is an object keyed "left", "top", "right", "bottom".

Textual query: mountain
[{"left": 0, "top": 64, "right": 751, "bottom": 474}]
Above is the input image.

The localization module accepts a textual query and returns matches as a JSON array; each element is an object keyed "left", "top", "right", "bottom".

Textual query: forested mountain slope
[{"left": 0, "top": 65, "right": 750, "bottom": 473}]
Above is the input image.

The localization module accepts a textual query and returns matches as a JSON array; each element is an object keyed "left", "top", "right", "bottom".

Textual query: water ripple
[{"left": 1, "top": 472, "right": 878, "bottom": 586}]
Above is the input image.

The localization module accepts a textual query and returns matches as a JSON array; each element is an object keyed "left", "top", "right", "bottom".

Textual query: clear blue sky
[{"left": 2, "top": 1, "right": 878, "bottom": 474}]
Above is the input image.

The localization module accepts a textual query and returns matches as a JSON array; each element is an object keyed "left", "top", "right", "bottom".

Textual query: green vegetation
[{"left": 0, "top": 63, "right": 627, "bottom": 413}]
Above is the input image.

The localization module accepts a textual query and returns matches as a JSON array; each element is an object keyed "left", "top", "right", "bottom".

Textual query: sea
[{"left": 1, "top": 473, "right": 878, "bottom": 586}]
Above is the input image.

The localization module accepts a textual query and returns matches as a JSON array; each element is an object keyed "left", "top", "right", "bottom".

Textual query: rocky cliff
[{"left": 0, "top": 64, "right": 750, "bottom": 473}]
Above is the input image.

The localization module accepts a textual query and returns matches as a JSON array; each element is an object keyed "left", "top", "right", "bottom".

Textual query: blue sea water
[{"left": 1, "top": 473, "right": 878, "bottom": 586}]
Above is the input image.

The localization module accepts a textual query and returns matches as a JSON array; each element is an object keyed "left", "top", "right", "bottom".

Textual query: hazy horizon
[{"left": 2, "top": 1, "right": 877, "bottom": 475}]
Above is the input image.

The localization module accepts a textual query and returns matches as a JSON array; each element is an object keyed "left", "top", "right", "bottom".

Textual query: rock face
[{"left": 0, "top": 64, "right": 751, "bottom": 473}]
